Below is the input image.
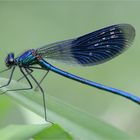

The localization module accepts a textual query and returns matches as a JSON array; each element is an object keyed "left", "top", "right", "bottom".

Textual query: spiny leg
[
  {"left": 1, "top": 67, "right": 33, "bottom": 94},
  {"left": 17, "top": 68, "right": 33, "bottom": 82},
  {"left": 25, "top": 68, "right": 47, "bottom": 121},
  {"left": 0, "top": 66, "right": 15, "bottom": 89},
  {"left": 0, "top": 67, "right": 11, "bottom": 74},
  {"left": 34, "top": 70, "right": 49, "bottom": 91},
  {"left": 25, "top": 68, "right": 53, "bottom": 124},
  {"left": 17, "top": 66, "right": 46, "bottom": 82},
  {"left": 28, "top": 66, "right": 49, "bottom": 91},
  {"left": 19, "top": 66, "right": 49, "bottom": 91}
]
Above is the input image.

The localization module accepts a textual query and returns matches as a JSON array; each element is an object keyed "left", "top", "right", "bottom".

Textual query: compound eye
[{"left": 5, "top": 53, "right": 14, "bottom": 67}]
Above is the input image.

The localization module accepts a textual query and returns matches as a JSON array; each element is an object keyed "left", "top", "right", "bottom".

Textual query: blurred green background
[{"left": 0, "top": 0, "right": 140, "bottom": 137}]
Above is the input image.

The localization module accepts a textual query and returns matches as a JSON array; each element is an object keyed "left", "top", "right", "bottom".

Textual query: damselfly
[{"left": 0, "top": 24, "right": 138, "bottom": 122}]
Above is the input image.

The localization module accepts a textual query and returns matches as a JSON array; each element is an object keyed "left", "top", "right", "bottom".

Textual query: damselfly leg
[
  {"left": 18, "top": 66, "right": 49, "bottom": 91},
  {"left": 0, "top": 67, "right": 11, "bottom": 74},
  {"left": 0, "top": 66, "right": 51, "bottom": 123},
  {"left": 34, "top": 71, "right": 49, "bottom": 91},
  {"left": 0, "top": 67, "right": 33, "bottom": 94},
  {"left": 17, "top": 68, "right": 33, "bottom": 82},
  {"left": 25, "top": 68, "right": 50, "bottom": 123},
  {"left": 0, "top": 66, "right": 15, "bottom": 89}
]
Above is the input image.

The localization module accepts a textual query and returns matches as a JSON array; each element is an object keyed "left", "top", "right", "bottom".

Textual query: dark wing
[{"left": 36, "top": 24, "right": 135, "bottom": 66}]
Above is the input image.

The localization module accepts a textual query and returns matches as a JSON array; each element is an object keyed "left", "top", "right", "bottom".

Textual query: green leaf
[
  {"left": 0, "top": 78, "right": 138, "bottom": 140},
  {"left": 0, "top": 124, "right": 72, "bottom": 140},
  {"left": 34, "top": 124, "right": 73, "bottom": 140}
]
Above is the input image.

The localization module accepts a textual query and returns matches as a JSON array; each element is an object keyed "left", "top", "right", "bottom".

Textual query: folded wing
[{"left": 36, "top": 24, "right": 135, "bottom": 66}]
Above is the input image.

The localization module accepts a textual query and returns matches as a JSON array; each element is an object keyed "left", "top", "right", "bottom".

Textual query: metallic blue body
[
  {"left": 15, "top": 50, "right": 37, "bottom": 66},
  {"left": 2, "top": 24, "right": 140, "bottom": 110},
  {"left": 39, "top": 59, "right": 140, "bottom": 104}
]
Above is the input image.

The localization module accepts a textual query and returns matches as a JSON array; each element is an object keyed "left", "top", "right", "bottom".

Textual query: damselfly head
[{"left": 5, "top": 53, "right": 15, "bottom": 67}]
